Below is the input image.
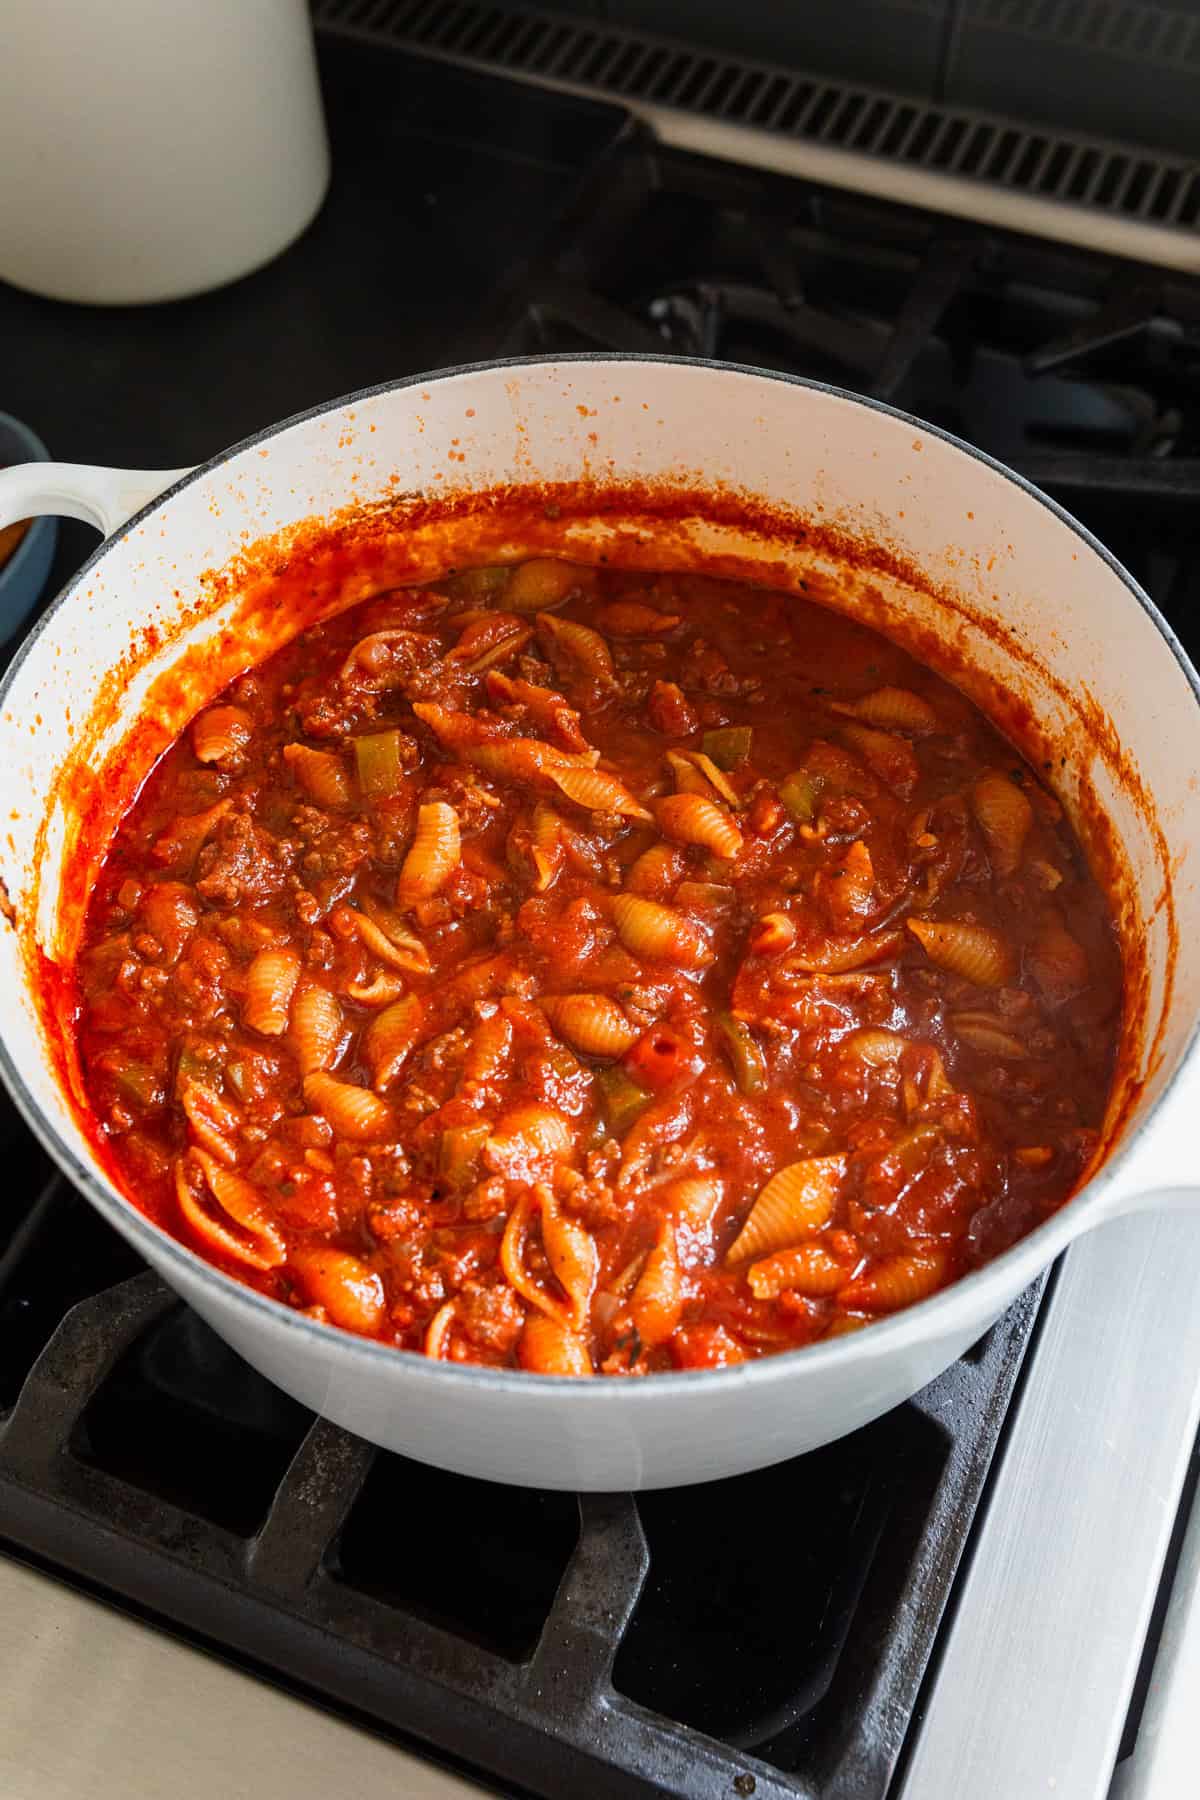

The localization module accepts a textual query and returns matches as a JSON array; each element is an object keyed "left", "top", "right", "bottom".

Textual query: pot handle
[{"left": 0, "top": 460, "right": 195, "bottom": 539}]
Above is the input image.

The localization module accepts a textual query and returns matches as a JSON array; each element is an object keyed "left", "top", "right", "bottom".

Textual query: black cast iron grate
[{"left": 0, "top": 1149, "right": 1045, "bottom": 1800}]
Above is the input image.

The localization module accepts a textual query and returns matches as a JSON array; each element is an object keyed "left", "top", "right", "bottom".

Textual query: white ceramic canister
[{"left": 0, "top": 0, "right": 330, "bottom": 305}]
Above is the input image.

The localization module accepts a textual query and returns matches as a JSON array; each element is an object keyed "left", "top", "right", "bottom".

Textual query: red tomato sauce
[{"left": 73, "top": 561, "right": 1122, "bottom": 1374}]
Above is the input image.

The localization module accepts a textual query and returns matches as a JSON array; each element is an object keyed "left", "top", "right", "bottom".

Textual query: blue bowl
[{"left": 0, "top": 412, "right": 58, "bottom": 646}]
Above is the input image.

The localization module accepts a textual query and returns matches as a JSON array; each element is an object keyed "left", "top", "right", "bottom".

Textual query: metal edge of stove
[
  {"left": 1110, "top": 1435, "right": 1200, "bottom": 1800},
  {"left": 898, "top": 1205, "right": 1200, "bottom": 1800},
  {"left": 311, "top": 0, "right": 1200, "bottom": 271}
]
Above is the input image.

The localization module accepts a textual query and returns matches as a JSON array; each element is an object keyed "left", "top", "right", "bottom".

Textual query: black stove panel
[{"left": 3, "top": 26, "right": 1199, "bottom": 1800}]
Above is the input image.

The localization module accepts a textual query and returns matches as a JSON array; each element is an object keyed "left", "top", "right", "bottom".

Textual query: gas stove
[{"left": 3, "top": 20, "right": 1200, "bottom": 1800}]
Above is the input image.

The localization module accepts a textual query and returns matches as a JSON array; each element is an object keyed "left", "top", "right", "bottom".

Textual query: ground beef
[{"left": 194, "top": 811, "right": 293, "bottom": 907}]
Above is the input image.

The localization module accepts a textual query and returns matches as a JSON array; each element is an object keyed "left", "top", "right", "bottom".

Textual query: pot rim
[{"left": 3, "top": 351, "right": 1196, "bottom": 1398}]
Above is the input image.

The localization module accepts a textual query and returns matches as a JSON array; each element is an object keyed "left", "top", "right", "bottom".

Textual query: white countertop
[{"left": 0, "top": 1557, "right": 485, "bottom": 1800}]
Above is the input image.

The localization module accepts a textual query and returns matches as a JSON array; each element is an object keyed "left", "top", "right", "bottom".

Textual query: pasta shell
[
  {"left": 409, "top": 700, "right": 481, "bottom": 753},
  {"left": 536, "top": 613, "right": 615, "bottom": 684},
  {"left": 340, "top": 628, "right": 438, "bottom": 685},
  {"left": 525, "top": 802, "right": 566, "bottom": 891},
  {"left": 486, "top": 673, "right": 589, "bottom": 752},
  {"left": 397, "top": 801, "right": 461, "bottom": 904},
  {"left": 519, "top": 1313, "right": 593, "bottom": 1375},
  {"left": 665, "top": 751, "right": 717, "bottom": 798},
  {"left": 906, "top": 918, "right": 1015, "bottom": 987},
  {"left": 1029, "top": 915, "right": 1089, "bottom": 1004},
  {"left": 180, "top": 1081, "right": 242, "bottom": 1166},
  {"left": 726, "top": 1154, "right": 846, "bottom": 1264},
  {"left": 837, "top": 686, "right": 939, "bottom": 736},
  {"left": 660, "top": 1175, "right": 723, "bottom": 1232},
  {"left": 362, "top": 994, "right": 424, "bottom": 1091},
  {"left": 749, "top": 911, "right": 796, "bottom": 955},
  {"left": 597, "top": 601, "right": 681, "bottom": 636},
  {"left": 505, "top": 557, "right": 583, "bottom": 612},
  {"left": 192, "top": 704, "right": 252, "bottom": 765},
  {"left": 671, "top": 750, "right": 740, "bottom": 807},
  {"left": 540, "top": 1190, "right": 599, "bottom": 1332},
  {"left": 282, "top": 742, "right": 352, "bottom": 808},
  {"left": 447, "top": 612, "right": 531, "bottom": 669},
  {"left": 289, "top": 982, "right": 346, "bottom": 1075},
  {"left": 816, "top": 839, "right": 876, "bottom": 926},
  {"left": 470, "top": 737, "right": 599, "bottom": 786},
  {"left": 345, "top": 971, "right": 407, "bottom": 1007},
  {"left": 486, "top": 1104, "right": 573, "bottom": 1181},
  {"left": 626, "top": 842, "right": 684, "bottom": 898},
  {"left": 837, "top": 1248, "right": 948, "bottom": 1312},
  {"left": 611, "top": 894, "right": 713, "bottom": 969},
  {"left": 837, "top": 722, "right": 919, "bottom": 794},
  {"left": 547, "top": 765, "right": 652, "bottom": 821},
  {"left": 462, "top": 1010, "right": 514, "bottom": 1084},
  {"left": 424, "top": 1299, "right": 458, "bottom": 1360},
  {"left": 461, "top": 629, "right": 535, "bottom": 676},
  {"left": 289, "top": 1244, "right": 386, "bottom": 1335},
  {"left": 840, "top": 1027, "right": 907, "bottom": 1067},
  {"left": 242, "top": 947, "right": 302, "bottom": 1038},
  {"left": 785, "top": 929, "right": 904, "bottom": 974},
  {"left": 303, "top": 1072, "right": 395, "bottom": 1142},
  {"left": 501, "top": 1190, "right": 572, "bottom": 1329},
  {"left": 952, "top": 1011, "right": 1028, "bottom": 1058},
  {"left": 629, "top": 1223, "right": 683, "bottom": 1346},
  {"left": 972, "top": 772, "right": 1034, "bottom": 876},
  {"left": 656, "top": 793, "right": 743, "bottom": 859},
  {"left": 823, "top": 1314, "right": 871, "bottom": 1338},
  {"left": 746, "top": 1243, "right": 850, "bottom": 1299},
  {"left": 176, "top": 1151, "right": 285, "bottom": 1272},
  {"left": 541, "top": 993, "right": 638, "bottom": 1058},
  {"left": 354, "top": 903, "right": 432, "bottom": 976}
]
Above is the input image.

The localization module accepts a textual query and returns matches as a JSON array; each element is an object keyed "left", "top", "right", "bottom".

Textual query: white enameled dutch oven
[{"left": 0, "top": 356, "right": 1197, "bottom": 1491}]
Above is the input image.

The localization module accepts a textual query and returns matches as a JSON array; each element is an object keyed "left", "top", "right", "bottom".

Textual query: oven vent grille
[{"left": 312, "top": 0, "right": 1200, "bottom": 231}]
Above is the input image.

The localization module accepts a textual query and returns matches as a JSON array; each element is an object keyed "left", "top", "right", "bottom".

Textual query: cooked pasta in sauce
[{"left": 74, "top": 559, "right": 1122, "bottom": 1374}]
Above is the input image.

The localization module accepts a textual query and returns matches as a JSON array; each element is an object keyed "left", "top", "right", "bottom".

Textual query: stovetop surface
[{"left": 3, "top": 27, "right": 1200, "bottom": 1800}]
